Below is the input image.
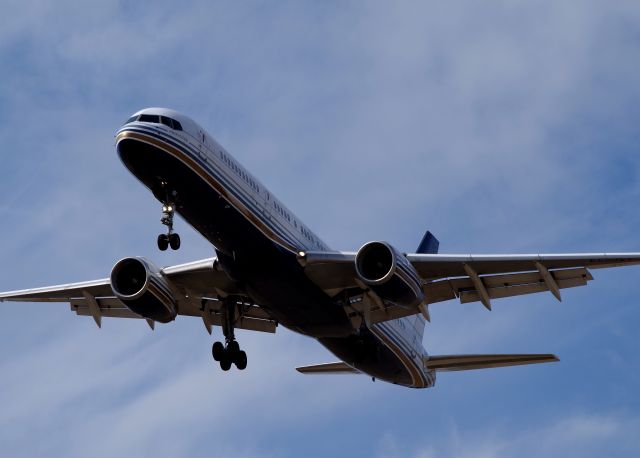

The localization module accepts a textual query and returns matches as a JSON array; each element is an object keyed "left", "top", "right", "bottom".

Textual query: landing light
[{"left": 298, "top": 251, "right": 306, "bottom": 258}]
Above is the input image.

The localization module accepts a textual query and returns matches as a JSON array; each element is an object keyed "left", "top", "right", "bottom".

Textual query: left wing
[
  {"left": 0, "top": 257, "right": 277, "bottom": 333},
  {"left": 299, "top": 251, "right": 640, "bottom": 323}
]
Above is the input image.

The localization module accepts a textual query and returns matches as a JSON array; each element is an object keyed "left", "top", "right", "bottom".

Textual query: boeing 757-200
[{"left": 2, "top": 107, "right": 639, "bottom": 388}]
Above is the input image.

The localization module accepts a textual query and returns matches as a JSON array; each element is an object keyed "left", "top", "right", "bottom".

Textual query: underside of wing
[
  {"left": 298, "top": 250, "right": 640, "bottom": 322},
  {"left": 0, "top": 257, "right": 278, "bottom": 333},
  {"left": 424, "top": 354, "right": 559, "bottom": 372},
  {"left": 407, "top": 253, "right": 640, "bottom": 279},
  {"left": 424, "top": 267, "right": 593, "bottom": 306}
]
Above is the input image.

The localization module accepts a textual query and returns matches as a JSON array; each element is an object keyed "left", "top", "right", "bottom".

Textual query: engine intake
[
  {"left": 110, "top": 257, "right": 177, "bottom": 323},
  {"left": 355, "top": 241, "right": 424, "bottom": 308}
]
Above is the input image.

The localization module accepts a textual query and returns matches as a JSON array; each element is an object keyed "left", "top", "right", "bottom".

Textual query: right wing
[
  {"left": 299, "top": 251, "right": 640, "bottom": 323},
  {"left": 0, "top": 257, "right": 277, "bottom": 333}
]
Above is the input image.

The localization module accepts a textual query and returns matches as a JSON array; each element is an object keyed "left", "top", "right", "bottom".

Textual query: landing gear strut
[
  {"left": 157, "top": 185, "right": 180, "bottom": 251},
  {"left": 211, "top": 297, "right": 248, "bottom": 371}
]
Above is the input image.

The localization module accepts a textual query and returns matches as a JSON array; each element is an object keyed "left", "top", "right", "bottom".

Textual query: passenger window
[
  {"left": 139, "top": 114, "right": 160, "bottom": 123},
  {"left": 160, "top": 116, "right": 173, "bottom": 128}
]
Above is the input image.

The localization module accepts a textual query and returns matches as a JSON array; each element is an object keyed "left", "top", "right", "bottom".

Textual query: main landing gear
[
  {"left": 211, "top": 297, "right": 248, "bottom": 371},
  {"left": 157, "top": 186, "right": 180, "bottom": 251}
]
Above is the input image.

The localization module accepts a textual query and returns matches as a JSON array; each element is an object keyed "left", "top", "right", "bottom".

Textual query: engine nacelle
[
  {"left": 110, "top": 257, "right": 177, "bottom": 323},
  {"left": 355, "top": 241, "right": 424, "bottom": 309}
]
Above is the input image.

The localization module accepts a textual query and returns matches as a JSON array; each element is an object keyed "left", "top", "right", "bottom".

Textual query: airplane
[{"left": 1, "top": 107, "right": 639, "bottom": 389}]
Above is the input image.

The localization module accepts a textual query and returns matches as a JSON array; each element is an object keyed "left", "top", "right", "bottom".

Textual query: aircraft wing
[
  {"left": 0, "top": 257, "right": 277, "bottom": 333},
  {"left": 299, "top": 251, "right": 640, "bottom": 322}
]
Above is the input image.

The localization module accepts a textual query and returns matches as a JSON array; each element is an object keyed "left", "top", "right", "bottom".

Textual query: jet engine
[
  {"left": 355, "top": 241, "right": 424, "bottom": 308},
  {"left": 110, "top": 257, "right": 177, "bottom": 323}
]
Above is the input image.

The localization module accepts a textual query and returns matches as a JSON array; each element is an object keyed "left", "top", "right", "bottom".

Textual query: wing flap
[
  {"left": 408, "top": 253, "right": 640, "bottom": 280},
  {"left": 72, "top": 304, "right": 277, "bottom": 332},
  {"left": 454, "top": 268, "right": 592, "bottom": 304},
  {"left": 424, "top": 354, "right": 559, "bottom": 371},
  {"left": 73, "top": 305, "right": 140, "bottom": 319},
  {"left": 69, "top": 296, "right": 278, "bottom": 333},
  {"left": 296, "top": 361, "right": 360, "bottom": 374}
]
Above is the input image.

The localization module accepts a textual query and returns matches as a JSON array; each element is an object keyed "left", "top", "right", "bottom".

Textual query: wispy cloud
[{"left": 376, "top": 411, "right": 640, "bottom": 458}]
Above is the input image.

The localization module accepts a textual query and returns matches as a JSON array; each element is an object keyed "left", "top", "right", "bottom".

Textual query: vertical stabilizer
[{"left": 416, "top": 231, "right": 439, "bottom": 255}]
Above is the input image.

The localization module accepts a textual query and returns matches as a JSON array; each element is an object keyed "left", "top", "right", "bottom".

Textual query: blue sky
[{"left": 1, "top": 1, "right": 640, "bottom": 456}]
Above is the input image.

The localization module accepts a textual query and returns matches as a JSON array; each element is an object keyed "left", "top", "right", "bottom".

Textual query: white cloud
[{"left": 395, "top": 411, "right": 640, "bottom": 458}]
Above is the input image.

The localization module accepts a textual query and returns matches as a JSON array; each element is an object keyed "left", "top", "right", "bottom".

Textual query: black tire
[
  {"left": 235, "top": 350, "right": 247, "bottom": 370},
  {"left": 157, "top": 234, "right": 169, "bottom": 251},
  {"left": 220, "top": 355, "right": 232, "bottom": 371},
  {"left": 227, "top": 340, "right": 240, "bottom": 355},
  {"left": 169, "top": 233, "right": 181, "bottom": 250},
  {"left": 212, "top": 341, "right": 224, "bottom": 361}
]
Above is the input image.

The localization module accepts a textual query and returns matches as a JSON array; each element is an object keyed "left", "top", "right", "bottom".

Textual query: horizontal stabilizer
[
  {"left": 424, "top": 354, "right": 558, "bottom": 372},
  {"left": 296, "top": 361, "right": 360, "bottom": 374}
]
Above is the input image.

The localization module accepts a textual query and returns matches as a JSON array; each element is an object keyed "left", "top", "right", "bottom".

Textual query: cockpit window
[
  {"left": 139, "top": 114, "right": 160, "bottom": 123},
  {"left": 126, "top": 115, "right": 138, "bottom": 123},
  {"left": 160, "top": 116, "right": 173, "bottom": 128},
  {"left": 137, "top": 114, "right": 183, "bottom": 131}
]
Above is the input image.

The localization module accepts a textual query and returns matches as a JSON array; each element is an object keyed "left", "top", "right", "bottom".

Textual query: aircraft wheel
[
  {"left": 212, "top": 341, "right": 224, "bottom": 361},
  {"left": 227, "top": 340, "right": 240, "bottom": 355},
  {"left": 235, "top": 350, "right": 247, "bottom": 370},
  {"left": 157, "top": 234, "right": 169, "bottom": 251},
  {"left": 220, "top": 354, "right": 232, "bottom": 371},
  {"left": 169, "top": 233, "right": 181, "bottom": 250}
]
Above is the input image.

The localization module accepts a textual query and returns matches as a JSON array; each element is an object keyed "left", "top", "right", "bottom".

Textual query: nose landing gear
[
  {"left": 211, "top": 297, "right": 248, "bottom": 371},
  {"left": 157, "top": 187, "right": 181, "bottom": 251}
]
